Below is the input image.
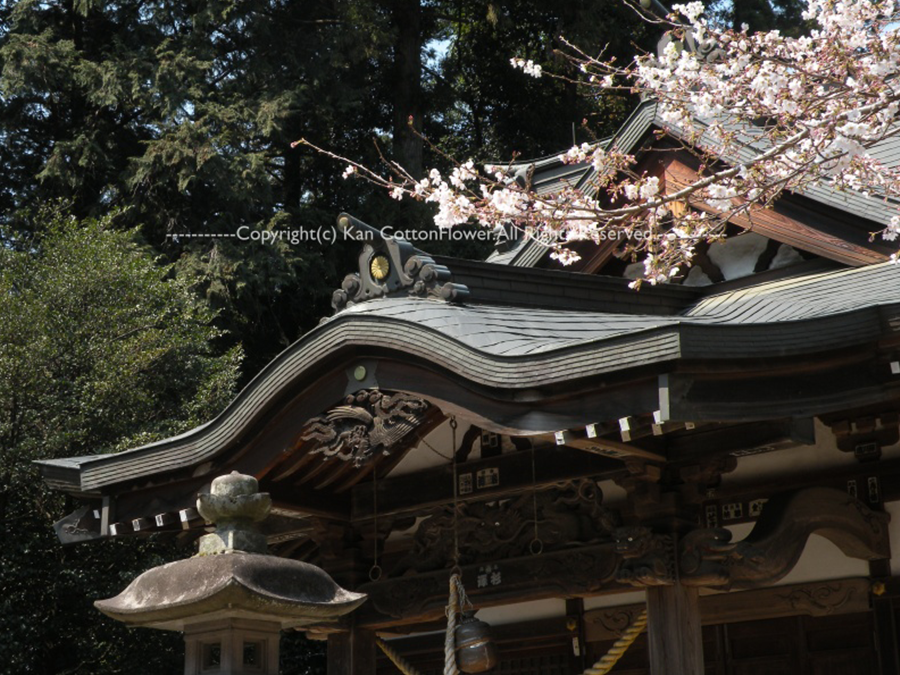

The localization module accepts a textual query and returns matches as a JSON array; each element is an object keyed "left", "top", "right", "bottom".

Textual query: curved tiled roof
[{"left": 37, "top": 259, "right": 900, "bottom": 492}]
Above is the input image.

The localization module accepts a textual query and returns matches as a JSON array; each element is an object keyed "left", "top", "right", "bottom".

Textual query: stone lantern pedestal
[
  {"left": 183, "top": 618, "right": 279, "bottom": 675},
  {"left": 95, "top": 472, "right": 366, "bottom": 675}
]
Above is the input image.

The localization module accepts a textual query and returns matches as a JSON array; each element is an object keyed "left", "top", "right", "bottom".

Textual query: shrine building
[{"left": 37, "top": 96, "right": 900, "bottom": 675}]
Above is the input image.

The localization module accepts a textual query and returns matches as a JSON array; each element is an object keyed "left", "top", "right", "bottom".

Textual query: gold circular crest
[{"left": 370, "top": 254, "right": 391, "bottom": 281}]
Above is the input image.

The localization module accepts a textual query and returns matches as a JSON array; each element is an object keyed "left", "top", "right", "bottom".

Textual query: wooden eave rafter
[
  {"left": 512, "top": 98, "right": 896, "bottom": 273},
  {"left": 660, "top": 152, "right": 890, "bottom": 267}
]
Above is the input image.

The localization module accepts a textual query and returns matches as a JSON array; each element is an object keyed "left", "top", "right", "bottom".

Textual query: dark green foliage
[
  {"left": 280, "top": 632, "right": 326, "bottom": 675},
  {"left": 0, "top": 2, "right": 656, "bottom": 673},
  {"left": 706, "top": 0, "right": 809, "bottom": 36},
  {"left": 0, "top": 0, "right": 395, "bottom": 376},
  {"left": 427, "top": 0, "right": 652, "bottom": 162},
  {"left": 0, "top": 0, "right": 654, "bottom": 375},
  {"left": 0, "top": 211, "right": 242, "bottom": 675}
]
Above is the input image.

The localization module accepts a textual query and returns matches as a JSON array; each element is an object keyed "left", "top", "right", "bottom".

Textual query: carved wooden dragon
[{"left": 679, "top": 487, "right": 890, "bottom": 590}]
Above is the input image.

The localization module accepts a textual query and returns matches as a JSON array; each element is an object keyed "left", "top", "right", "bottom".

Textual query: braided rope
[
  {"left": 444, "top": 573, "right": 462, "bottom": 675},
  {"left": 375, "top": 572, "right": 647, "bottom": 675},
  {"left": 582, "top": 609, "right": 648, "bottom": 675},
  {"left": 376, "top": 637, "right": 424, "bottom": 675},
  {"left": 376, "top": 572, "right": 646, "bottom": 675}
]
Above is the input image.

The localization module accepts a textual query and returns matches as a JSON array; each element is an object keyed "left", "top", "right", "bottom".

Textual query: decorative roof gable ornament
[
  {"left": 331, "top": 213, "right": 470, "bottom": 313},
  {"left": 301, "top": 389, "right": 430, "bottom": 467}
]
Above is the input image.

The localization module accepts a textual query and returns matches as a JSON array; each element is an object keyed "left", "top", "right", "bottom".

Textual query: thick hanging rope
[
  {"left": 443, "top": 573, "right": 462, "bottom": 675},
  {"left": 376, "top": 573, "right": 463, "bottom": 675},
  {"left": 378, "top": 601, "right": 646, "bottom": 675},
  {"left": 375, "top": 418, "right": 646, "bottom": 675},
  {"left": 582, "top": 609, "right": 648, "bottom": 675}
]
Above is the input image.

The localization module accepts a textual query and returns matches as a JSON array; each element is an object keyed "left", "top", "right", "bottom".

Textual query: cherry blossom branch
[{"left": 297, "top": 0, "right": 900, "bottom": 283}]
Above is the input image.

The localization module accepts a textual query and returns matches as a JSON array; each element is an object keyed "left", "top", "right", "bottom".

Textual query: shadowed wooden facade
[{"left": 37, "top": 100, "right": 900, "bottom": 675}]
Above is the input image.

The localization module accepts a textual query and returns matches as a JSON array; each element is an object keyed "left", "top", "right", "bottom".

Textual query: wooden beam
[
  {"left": 327, "top": 626, "right": 376, "bottom": 675},
  {"left": 546, "top": 432, "right": 667, "bottom": 463},
  {"left": 663, "top": 366, "right": 900, "bottom": 423},
  {"left": 351, "top": 543, "right": 624, "bottom": 629},
  {"left": 351, "top": 446, "right": 620, "bottom": 523},
  {"left": 263, "top": 489, "right": 351, "bottom": 522},
  {"left": 376, "top": 616, "right": 570, "bottom": 646},
  {"left": 665, "top": 418, "right": 811, "bottom": 463},
  {"left": 663, "top": 154, "right": 888, "bottom": 266},
  {"left": 566, "top": 598, "right": 587, "bottom": 673},
  {"left": 584, "top": 577, "right": 872, "bottom": 642},
  {"left": 870, "top": 560, "right": 900, "bottom": 675}
]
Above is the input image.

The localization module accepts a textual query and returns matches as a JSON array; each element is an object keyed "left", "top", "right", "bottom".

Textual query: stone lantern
[{"left": 95, "top": 472, "right": 365, "bottom": 675}]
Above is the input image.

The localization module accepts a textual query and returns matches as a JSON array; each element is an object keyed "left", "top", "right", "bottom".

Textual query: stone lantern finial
[{"left": 196, "top": 471, "right": 272, "bottom": 555}]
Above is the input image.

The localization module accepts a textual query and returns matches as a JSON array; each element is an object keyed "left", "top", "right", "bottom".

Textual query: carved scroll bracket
[{"left": 678, "top": 487, "right": 890, "bottom": 590}]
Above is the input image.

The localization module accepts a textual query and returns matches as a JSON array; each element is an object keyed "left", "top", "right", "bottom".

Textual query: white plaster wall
[
  {"left": 598, "top": 478, "right": 629, "bottom": 508},
  {"left": 770, "top": 243, "right": 803, "bottom": 269},
  {"left": 722, "top": 419, "right": 900, "bottom": 488},
  {"left": 389, "top": 421, "right": 476, "bottom": 476},
  {"left": 583, "top": 590, "right": 646, "bottom": 611},
  {"left": 708, "top": 232, "right": 769, "bottom": 280},
  {"left": 724, "top": 523, "right": 869, "bottom": 585}
]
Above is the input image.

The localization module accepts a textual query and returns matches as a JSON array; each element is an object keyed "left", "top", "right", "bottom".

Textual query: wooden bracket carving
[
  {"left": 679, "top": 487, "right": 890, "bottom": 590},
  {"left": 678, "top": 455, "right": 738, "bottom": 502},
  {"left": 613, "top": 459, "right": 663, "bottom": 507},
  {"left": 301, "top": 389, "right": 430, "bottom": 467},
  {"left": 330, "top": 213, "right": 469, "bottom": 312},
  {"left": 825, "top": 410, "right": 900, "bottom": 462},
  {"left": 614, "top": 526, "right": 676, "bottom": 586}
]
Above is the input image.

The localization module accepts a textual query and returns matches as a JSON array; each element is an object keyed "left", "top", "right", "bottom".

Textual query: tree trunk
[{"left": 390, "top": 0, "right": 423, "bottom": 179}]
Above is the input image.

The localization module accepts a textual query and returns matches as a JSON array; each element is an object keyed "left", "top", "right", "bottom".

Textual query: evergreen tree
[
  {"left": 706, "top": 0, "right": 808, "bottom": 35},
  {"left": 0, "top": 209, "right": 243, "bottom": 674},
  {"left": 0, "top": 0, "right": 395, "bottom": 375},
  {"left": 0, "top": 0, "right": 656, "bottom": 376},
  {"left": 427, "top": 0, "right": 653, "bottom": 162}
]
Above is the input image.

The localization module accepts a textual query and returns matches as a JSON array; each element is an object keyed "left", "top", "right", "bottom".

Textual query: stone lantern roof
[{"left": 95, "top": 472, "right": 365, "bottom": 632}]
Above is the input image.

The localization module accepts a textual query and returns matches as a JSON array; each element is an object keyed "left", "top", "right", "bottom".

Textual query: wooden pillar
[
  {"left": 871, "top": 560, "right": 900, "bottom": 675},
  {"left": 327, "top": 626, "right": 376, "bottom": 675},
  {"left": 872, "top": 596, "right": 900, "bottom": 675},
  {"left": 646, "top": 584, "right": 704, "bottom": 675},
  {"left": 566, "top": 598, "right": 587, "bottom": 673}
]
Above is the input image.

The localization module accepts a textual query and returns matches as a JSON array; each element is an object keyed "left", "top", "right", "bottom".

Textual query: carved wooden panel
[{"left": 391, "top": 479, "right": 617, "bottom": 575}]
